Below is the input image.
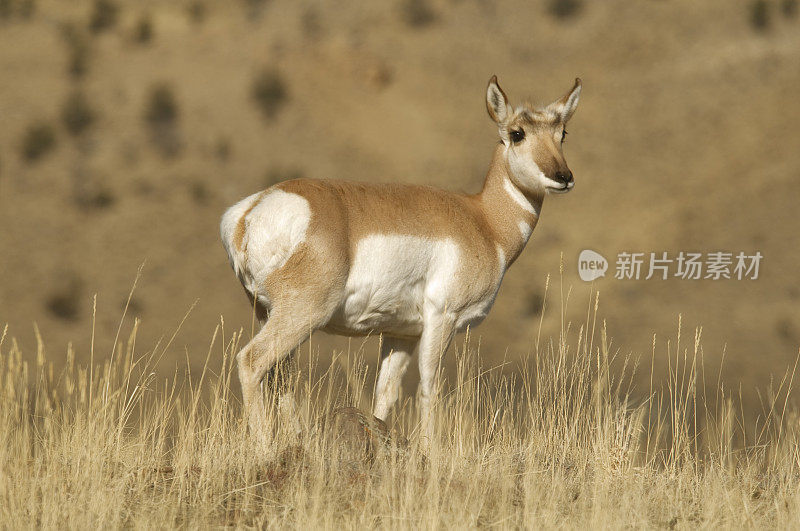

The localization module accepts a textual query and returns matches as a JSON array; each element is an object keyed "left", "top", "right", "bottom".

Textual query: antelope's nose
[{"left": 554, "top": 171, "right": 574, "bottom": 186}]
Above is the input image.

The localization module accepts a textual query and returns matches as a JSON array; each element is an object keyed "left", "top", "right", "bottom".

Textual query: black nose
[{"left": 554, "top": 171, "right": 574, "bottom": 186}]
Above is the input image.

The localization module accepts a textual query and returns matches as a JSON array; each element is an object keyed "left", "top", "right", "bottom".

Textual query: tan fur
[
  {"left": 256, "top": 145, "right": 539, "bottom": 339},
  {"left": 223, "top": 76, "right": 581, "bottom": 445},
  {"left": 505, "top": 111, "right": 571, "bottom": 180}
]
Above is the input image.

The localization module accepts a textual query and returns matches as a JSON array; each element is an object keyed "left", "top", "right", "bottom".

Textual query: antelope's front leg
[
  {"left": 417, "top": 312, "right": 456, "bottom": 448},
  {"left": 374, "top": 336, "right": 417, "bottom": 422}
]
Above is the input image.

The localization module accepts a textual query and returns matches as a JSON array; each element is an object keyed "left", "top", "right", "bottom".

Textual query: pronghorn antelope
[{"left": 221, "top": 76, "right": 582, "bottom": 444}]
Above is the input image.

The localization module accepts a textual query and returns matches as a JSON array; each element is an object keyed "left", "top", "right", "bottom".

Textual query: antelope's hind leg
[
  {"left": 236, "top": 303, "right": 326, "bottom": 445},
  {"left": 236, "top": 243, "right": 348, "bottom": 445}
]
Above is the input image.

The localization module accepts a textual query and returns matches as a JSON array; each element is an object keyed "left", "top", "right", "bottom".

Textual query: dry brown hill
[{"left": 1, "top": 0, "right": 799, "bottom": 414}]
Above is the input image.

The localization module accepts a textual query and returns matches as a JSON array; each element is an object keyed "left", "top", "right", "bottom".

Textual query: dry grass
[{"left": 2, "top": 282, "right": 800, "bottom": 528}]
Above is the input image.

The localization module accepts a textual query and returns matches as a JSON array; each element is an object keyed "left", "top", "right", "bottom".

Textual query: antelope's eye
[
  {"left": 510, "top": 130, "right": 525, "bottom": 143},
  {"left": 561, "top": 129, "right": 568, "bottom": 142}
]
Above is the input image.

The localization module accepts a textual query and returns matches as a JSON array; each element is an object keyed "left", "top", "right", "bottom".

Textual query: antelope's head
[{"left": 486, "top": 76, "right": 582, "bottom": 195}]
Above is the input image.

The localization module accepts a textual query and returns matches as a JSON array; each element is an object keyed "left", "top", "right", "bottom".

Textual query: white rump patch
[
  {"left": 220, "top": 191, "right": 261, "bottom": 266},
  {"left": 220, "top": 189, "right": 311, "bottom": 296}
]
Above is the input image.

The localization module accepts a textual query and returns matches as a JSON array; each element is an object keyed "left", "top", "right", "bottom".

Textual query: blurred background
[{"left": 1, "top": 0, "right": 798, "bottom": 416}]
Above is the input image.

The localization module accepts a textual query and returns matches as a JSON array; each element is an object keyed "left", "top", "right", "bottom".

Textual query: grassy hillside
[{"left": 2, "top": 297, "right": 799, "bottom": 527}]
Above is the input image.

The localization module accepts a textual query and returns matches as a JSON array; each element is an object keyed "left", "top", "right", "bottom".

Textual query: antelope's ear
[
  {"left": 486, "top": 75, "right": 512, "bottom": 124},
  {"left": 549, "top": 78, "right": 582, "bottom": 123}
]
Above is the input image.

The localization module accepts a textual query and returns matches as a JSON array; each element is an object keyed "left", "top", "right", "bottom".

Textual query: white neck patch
[
  {"left": 496, "top": 244, "right": 506, "bottom": 271},
  {"left": 503, "top": 176, "right": 539, "bottom": 217},
  {"left": 518, "top": 220, "right": 533, "bottom": 242}
]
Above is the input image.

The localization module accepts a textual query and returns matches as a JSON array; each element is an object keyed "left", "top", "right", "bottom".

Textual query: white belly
[{"left": 326, "top": 235, "right": 462, "bottom": 336}]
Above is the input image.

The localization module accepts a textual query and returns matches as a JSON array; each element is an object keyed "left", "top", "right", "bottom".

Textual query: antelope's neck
[{"left": 476, "top": 144, "right": 543, "bottom": 266}]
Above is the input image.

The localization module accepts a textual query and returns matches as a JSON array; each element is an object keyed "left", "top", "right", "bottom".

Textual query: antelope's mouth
[{"left": 547, "top": 181, "right": 574, "bottom": 194}]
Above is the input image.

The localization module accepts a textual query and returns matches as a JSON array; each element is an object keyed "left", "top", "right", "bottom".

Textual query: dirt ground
[{"left": 1, "top": 0, "right": 798, "bottom": 414}]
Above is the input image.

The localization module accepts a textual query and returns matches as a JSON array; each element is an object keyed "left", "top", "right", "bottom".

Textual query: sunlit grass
[{"left": 1, "top": 280, "right": 799, "bottom": 527}]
